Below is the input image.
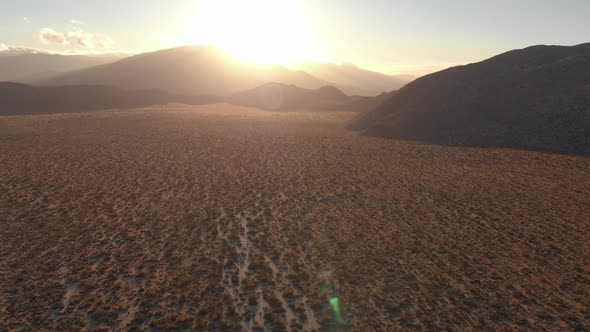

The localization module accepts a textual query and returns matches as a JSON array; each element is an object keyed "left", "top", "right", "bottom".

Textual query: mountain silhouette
[
  {"left": 0, "top": 80, "right": 392, "bottom": 115},
  {"left": 228, "top": 82, "right": 391, "bottom": 112},
  {"left": 0, "top": 53, "right": 125, "bottom": 83},
  {"left": 299, "top": 62, "right": 414, "bottom": 96},
  {"left": 42, "top": 46, "right": 327, "bottom": 96},
  {"left": 0, "top": 82, "right": 218, "bottom": 115},
  {"left": 339, "top": 90, "right": 398, "bottom": 113},
  {"left": 228, "top": 83, "right": 346, "bottom": 111},
  {"left": 351, "top": 43, "right": 590, "bottom": 154}
]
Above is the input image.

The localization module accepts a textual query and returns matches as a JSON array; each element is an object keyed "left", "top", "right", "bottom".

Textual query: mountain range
[
  {"left": 229, "top": 82, "right": 395, "bottom": 112},
  {"left": 0, "top": 52, "right": 125, "bottom": 83},
  {"left": 0, "top": 46, "right": 413, "bottom": 96},
  {"left": 0, "top": 82, "right": 217, "bottom": 116},
  {"left": 2, "top": 43, "right": 589, "bottom": 154},
  {"left": 0, "top": 81, "right": 391, "bottom": 116},
  {"left": 229, "top": 83, "right": 346, "bottom": 111},
  {"left": 39, "top": 46, "right": 327, "bottom": 96},
  {"left": 351, "top": 43, "right": 590, "bottom": 154},
  {"left": 298, "top": 62, "right": 413, "bottom": 96}
]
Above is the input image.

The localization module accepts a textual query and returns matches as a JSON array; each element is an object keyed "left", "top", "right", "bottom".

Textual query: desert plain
[{"left": 0, "top": 104, "right": 589, "bottom": 331}]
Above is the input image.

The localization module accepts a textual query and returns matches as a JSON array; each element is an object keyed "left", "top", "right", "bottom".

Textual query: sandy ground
[{"left": 0, "top": 104, "right": 589, "bottom": 331}]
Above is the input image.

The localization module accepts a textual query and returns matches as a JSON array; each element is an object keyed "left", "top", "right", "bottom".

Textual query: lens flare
[{"left": 329, "top": 296, "right": 344, "bottom": 323}]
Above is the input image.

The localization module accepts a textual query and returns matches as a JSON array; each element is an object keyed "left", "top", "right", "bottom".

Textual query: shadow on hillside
[{"left": 360, "top": 125, "right": 590, "bottom": 156}]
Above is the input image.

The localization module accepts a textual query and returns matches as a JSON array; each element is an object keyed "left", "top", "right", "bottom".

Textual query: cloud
[
  {"left": 40, "top": 28, "right": 67, "bottom": 44},
  {"left": 0, "top": 43, "right": 131, "bottom": 56},
  {"left": 40, "top": 28, "right": 114, "bottom": 49},
  {"left": 70, "top": 19, "right": 84, "bottom": 25},
  {"left": 0, "top": 44, "right": 50, "bottom": 55},
  {"left": 23, "top": 17, "right": 30, "bottom": 23}
]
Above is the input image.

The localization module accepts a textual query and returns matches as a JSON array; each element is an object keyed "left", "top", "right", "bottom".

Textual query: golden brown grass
[{"left": 0, "top": 104, "right": 589, "bottom": 331}]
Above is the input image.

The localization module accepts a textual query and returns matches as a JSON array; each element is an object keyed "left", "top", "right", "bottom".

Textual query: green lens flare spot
[
  {"left": 329, "top": 297, "right": 339, "bottom": 307},
  {"left": 329, "top": 296, "right": 344, "bottom": 323}
]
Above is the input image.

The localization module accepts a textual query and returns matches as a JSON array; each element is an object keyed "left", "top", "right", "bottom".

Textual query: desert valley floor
[{"left": 0, "top": 104, "right": 589, "bottom": 331}]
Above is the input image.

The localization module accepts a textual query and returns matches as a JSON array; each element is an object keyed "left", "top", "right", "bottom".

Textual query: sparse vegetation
[{"left": 0, "top": 104, "right": 588, "bottom": 330}]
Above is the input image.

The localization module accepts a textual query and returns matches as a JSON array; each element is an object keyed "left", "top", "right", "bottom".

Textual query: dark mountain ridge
[
  {"left": 0, "top": 53, "right": 125, "bottom": 83},
  {"left": 351, "top": 43, "right": 590, "bottom": 155},
  {"left": 0, "top": 80, "right": 393, "bottom": 116},
  {"left": 228, "top": 83, "right": 347, "bottom": 111},
  {"left": 0, "top": 82, "right": 218, "bottom": 115},
  {"left": 228, "top": 82, "right": 389, "bottom": 112}
]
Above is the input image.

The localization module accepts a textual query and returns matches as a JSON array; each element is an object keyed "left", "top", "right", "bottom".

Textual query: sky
[{"left": 1, "top": 0, "right": 589, "bottom": 75}]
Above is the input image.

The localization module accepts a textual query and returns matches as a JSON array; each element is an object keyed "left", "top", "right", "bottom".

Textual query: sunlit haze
[
  {"left": 1, "top": 0, "right": 590, "bottom": 75},
  {"left": 183, "top": 0, "right": 328, "bottom": 66}
]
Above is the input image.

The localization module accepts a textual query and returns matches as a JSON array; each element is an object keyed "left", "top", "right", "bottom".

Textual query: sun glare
[{"left": 188, "top": 0, "right": 327, "bottom": 66}]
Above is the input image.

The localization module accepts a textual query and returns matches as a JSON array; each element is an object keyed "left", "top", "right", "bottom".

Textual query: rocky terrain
[
  {"left": 352, "top": 43, "right": 590, "bottom": 155},
  {"left": 1, "top": 104, "right": 589, "bottom": 330}
]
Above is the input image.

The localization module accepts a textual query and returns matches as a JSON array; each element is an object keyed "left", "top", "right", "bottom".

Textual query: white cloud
[
  {"left": 40, "top": 28, "right": 114, "bottom": 49},
  {"left": 40, "top": 28, "right": 67, "bottom": 44},
  {"left": 0, "top": 45, "right": 50, "bottom": 55},
  {"left": 23, "top": 17, "right": 30, "bottom": 23},
  {"left": 70, "top": 19, "right": 84, "bottom": 25},
  {"left": 0, "top": 43, "right": 131, "bottom": 56}
]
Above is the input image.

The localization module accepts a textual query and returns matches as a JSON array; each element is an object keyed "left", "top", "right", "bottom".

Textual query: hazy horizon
[{"left": 2, "top": 0, "right": 590, "bottom": 76}]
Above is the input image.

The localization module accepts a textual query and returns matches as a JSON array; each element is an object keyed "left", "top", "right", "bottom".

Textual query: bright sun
[{"left": 188, "top": 0, "right": 327, "bottom": 66}]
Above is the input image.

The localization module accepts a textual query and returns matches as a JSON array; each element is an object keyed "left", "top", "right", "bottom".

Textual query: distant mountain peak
[
  {"left": 229, "top": 82, "right": 350, "bottom": 111},
  {"left": 316, "top": 85, "right": 348, "bottom": 100},
  {"left": 0, "top": 51, "right": 127, "bottom": 83},
  {"left": 298, "top": 62, "right": 414, "bottom": 96}
]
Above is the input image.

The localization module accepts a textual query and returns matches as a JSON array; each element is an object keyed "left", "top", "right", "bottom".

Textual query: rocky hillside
[{"left": 351, "top": 43, "right": 590, "bottom": 154}]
